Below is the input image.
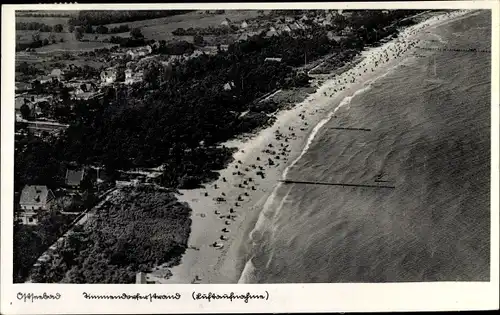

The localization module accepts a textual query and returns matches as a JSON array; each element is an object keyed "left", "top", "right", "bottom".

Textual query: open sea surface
[{"left": 239, "top": 10, "right": 491, "bottom": 283}]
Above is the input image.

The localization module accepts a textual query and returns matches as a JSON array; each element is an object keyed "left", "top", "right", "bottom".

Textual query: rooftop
[
  {"left": 65, "top": 168, "right": 85, "bottom": 187},
  {"left": 20, "top": 185, "right": 54, "bottom": 207}
]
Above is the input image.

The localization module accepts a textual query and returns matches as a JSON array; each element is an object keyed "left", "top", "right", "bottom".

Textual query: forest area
[{"left": 29, "top": 185, "right": 191, "bottom": 284}]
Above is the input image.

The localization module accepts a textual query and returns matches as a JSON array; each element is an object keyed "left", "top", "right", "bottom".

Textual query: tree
[
  {"left": 84, "top": 24, "right": 93, "bottom": 34},
  {"left": 48, "top": 33, "right": 56, "bottom": 43},
  {"left": 130, "top": 28, "right": 143, "bottom": 39},
  {"left": 54, "top": 24, "right": 64, "bottom": 32},
  {"left": 96, "top": 25, "right": 109, "bottom": 34},
  {"left": 74, "top": 27, "right": 84, "bottom": 41},
  {"left": 68, "top": 25, "right": 75, "bottom": 33},
  {"left": 193, "top": 34, "right": 204, "bottom": 46},
  {"left": 116, "top": 67, "right": 126, "bottom": 82},
  {"left": 20, "top": 104, "right": 31, "bottom": 120},
  {"left": 31, "top": 32, "right": 40, "bottom": 42}
]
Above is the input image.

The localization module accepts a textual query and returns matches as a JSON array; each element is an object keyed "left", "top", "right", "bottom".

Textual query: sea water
[{"left": 239, "top": 10, "right": 491, "bottom": 283}]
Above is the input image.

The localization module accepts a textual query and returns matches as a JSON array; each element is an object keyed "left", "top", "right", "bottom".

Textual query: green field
[
  {"left": 35, "top": 41, "right": 118, "bottom": 53},
  {"left": 16, "top": 10, "right": 265, "bottom": 53},
  {"left": 16, "top": 10, "right": 79, "bottom": 17},
  {"left": 16, "top": 16, "right": 71, "bottom": 27},
  {"left": 105, "top": 10, "right": 263, "bottom": 41},
  {"left": 17, "top": 30, "right": 120, "bottom": 52},
  {"left": 16, "top": 30, "right": 74, "bottom": 44},
  {"left": 16, "top": 52, "right": 107, "bottom": 74}
]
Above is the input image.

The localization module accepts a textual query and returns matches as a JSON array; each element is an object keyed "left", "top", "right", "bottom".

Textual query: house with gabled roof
[
  {"left": 221, "top": 17, "right": 231, "bottom": 27},
  {"left": 18, "top": 185, "right": 55, "bottom": 225},
  {"left": 223, "top": 81, "right": 235, "bottom": 91},
  {"left": 279, "top": 25, "right": 293, "bottom": 33},
  {"left": 50, "top": 68, "right": 65, "bottom": 81},
  {"left": 266, "top": 26, "right": 279, "bottom": 37}
]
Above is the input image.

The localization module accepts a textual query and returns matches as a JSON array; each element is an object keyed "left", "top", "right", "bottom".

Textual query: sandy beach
[{"left": 149, "top": 9, "right": 473, "bottom": 284}]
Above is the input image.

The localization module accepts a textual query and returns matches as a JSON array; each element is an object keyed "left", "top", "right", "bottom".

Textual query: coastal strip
[{"left": 152, "top": 9, "right": 473, "bottom": 285}]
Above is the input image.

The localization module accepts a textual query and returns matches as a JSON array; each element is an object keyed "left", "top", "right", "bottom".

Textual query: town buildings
[{"left": 125, "top": 69, "right": 144, "bottom": 85}]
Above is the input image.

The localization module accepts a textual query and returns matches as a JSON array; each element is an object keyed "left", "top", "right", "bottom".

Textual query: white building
[
  {"left": 221, "top": 18, "right": 231, "bottom": 27},
  {"left": 223, "top": 81, "right": 235, "bottom": 91},
  {"left": 18, "top": 185, "right": 55, "bottom": 225},
  {"left": 125, "top": 69, "right": 144, "bottom": 85},
  {"left": 265, "top": 57, "right": 282, "bottom": 62},
  {"left": 100, "top": 69, "right": 117, "bottom": 85}
]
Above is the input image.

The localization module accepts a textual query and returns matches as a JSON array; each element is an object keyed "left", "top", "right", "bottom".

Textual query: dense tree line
[
  {"left": 64, "top": 65, "right": 101, "bottom": 81},
  {"left": 30, "top": 185, "right": 192, "bottom": 283},
  {"left": 16, "top": 12, "right": 73, "bottom": 18},
  {"left": 172, "top": 25, "right": 236, "bottom": 36},
  {"left": 16, "top": 22, "right": 64, "bottom": 32},
  {"left": 109, "top": 36, "right": 147, "bottom": 48},
  {"left": 15, "top": 34, "right": 64, "bottom": 52},
  {"left": 94, "top": 24, "right": 130, "bottom": 34},
  {"left": 67, "top": 10, "right": 193, "bottom": 27},
  {"left": 15, "top": 134, "right": 66, "bottom": 192},
  {"left": 16, "top": 62, "right": 44, "bottom": 76}
]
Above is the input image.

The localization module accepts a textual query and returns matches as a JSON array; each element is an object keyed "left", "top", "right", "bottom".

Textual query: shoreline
[{"left": 149, "top": 9, "right": 472, "bottom": 284}]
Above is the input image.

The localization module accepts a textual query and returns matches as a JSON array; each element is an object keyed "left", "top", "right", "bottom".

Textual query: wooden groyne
[
  {"left": 331, "top": 127, "right": 372, "bottom": 131},
  {"left": 278, "top": 179, "right": 395, "bottom": 189},
  {"left": 416, "top": 46, "right": 491, "bottom": 53}
]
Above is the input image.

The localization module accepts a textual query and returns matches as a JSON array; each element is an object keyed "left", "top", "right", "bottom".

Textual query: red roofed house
[{"left": 18, "top": 185, "right": 55, "bottom": 225}]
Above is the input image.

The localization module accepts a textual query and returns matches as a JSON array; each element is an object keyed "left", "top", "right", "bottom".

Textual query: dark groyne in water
[
  {"left": 331, "top": 127, "right": 372, "bottom": 131},
  {"left": 278, "top": 179, "right": 396, "bottom": 189},
  {"left": 415, "top": 46, "right": 491, "bottom": 53}
]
